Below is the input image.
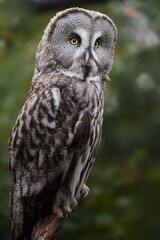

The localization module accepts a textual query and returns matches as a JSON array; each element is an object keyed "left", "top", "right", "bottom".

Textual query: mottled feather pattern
[
  {"left": 9, "top": 74, "right": 105, "bottom": 239},
  {"left": 9, "top": 7, "right": 117, "bottom": 240},
  {"left": 9, "top": 75, "right": 104, "bottom": 194}
]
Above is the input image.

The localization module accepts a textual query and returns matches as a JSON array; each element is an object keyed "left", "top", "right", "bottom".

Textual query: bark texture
[{"left": 33, "top": 210, "right": 64, "bottom": 240}]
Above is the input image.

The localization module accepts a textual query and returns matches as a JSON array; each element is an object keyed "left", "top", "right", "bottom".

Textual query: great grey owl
[{"left": 8, "top": 7, "right": 117, "bottom": 240}]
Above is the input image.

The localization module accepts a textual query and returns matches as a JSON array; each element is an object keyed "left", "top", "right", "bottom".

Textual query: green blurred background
[{"left": 0, "top": 0, "right": 160, "bottom": 239}]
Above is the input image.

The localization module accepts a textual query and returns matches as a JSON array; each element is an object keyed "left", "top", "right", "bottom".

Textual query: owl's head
[{"left": 35, "top": 8, "right": 117, "bottom": 81}]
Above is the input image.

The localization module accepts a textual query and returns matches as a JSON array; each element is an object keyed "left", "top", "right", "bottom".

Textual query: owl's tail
[
  {"left": 11, "top": 187, "right": 38, "bottom": 240},
  {"left": 10, "top": 178, "right": 57, "bottom": 240},
  {"left": 11, "top": 184, "right": 37, "bottom": 240},
  {"left": 10, "top": 182, "right": 24, "bottom": 240}
]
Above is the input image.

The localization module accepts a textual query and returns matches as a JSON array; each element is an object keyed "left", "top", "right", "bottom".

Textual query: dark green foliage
[{"left": 0, "top": 0, "right": 160, "bottom": 239}]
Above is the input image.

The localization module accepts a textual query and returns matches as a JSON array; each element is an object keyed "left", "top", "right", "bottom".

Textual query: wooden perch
[{"left": 33, "top": 209, "right": 64, "bottom": 240}]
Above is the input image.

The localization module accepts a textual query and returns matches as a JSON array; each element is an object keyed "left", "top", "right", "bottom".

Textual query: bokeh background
[{"left": 0, "top": 0, "right": 160, "bottom": 239}]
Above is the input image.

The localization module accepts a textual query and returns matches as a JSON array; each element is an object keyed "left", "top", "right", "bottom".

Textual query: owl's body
[{"left": 9, "top": 8, "right": 117, "bottom": 240}]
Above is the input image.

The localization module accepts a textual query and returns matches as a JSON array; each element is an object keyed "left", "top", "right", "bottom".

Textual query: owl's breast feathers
[
  {"left": 9, "top": 75, "right": 104, "bottom": 189},
  {"left": 9, "top": 75, "right": 104, "bottom": 195},
  {"left": 9, "top": 74, "right": 104, "bottom": 239}
]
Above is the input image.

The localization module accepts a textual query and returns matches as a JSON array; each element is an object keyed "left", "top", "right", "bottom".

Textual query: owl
[{"left": 8, "top": 7, "right": 117, "bottom": 240}]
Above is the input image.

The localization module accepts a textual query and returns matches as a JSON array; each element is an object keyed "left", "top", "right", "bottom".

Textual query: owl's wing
[
  {"left": 8, "top": 82, "right": 91, "bottom": 239},
  {"left": 9, "top": 84, "right": 91, "bottom": 196}
]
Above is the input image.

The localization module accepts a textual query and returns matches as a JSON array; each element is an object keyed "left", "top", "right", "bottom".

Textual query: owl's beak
[{"left": 84, "top": 52, "right": 90, "bottom": 63}]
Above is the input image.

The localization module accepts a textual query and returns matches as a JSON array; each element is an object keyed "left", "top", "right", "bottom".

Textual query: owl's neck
[{"left": 56, "top": 68, "right": 109, "bottom": 83}]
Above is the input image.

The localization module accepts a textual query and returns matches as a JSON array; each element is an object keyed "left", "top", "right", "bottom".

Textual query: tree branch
[{"left": 33, "top": 209, "right": 64, "bottom": 240}]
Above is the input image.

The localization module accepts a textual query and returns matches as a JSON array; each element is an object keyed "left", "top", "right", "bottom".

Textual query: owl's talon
[
  {"left": 53, "top": 188, "right": 78, "bottom": 217},
  {"left": 80, "top": 184, "right": 90, "bottom": 198}
]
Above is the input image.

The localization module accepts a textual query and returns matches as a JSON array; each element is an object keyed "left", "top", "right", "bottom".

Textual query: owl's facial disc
[{"left": 51, "top": 11, "right": 116, "bottom": 79}]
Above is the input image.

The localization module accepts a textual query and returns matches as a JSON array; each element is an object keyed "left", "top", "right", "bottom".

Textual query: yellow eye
[
  {"left": 94, "top": 41, "right": 99, "bottom": 48},
  {"left": 70, "top": 38, "right": 79, "bottom": 45}
]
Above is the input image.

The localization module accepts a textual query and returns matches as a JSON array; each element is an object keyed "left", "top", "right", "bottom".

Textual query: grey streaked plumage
[{"left": 9, "top": 7, "right": 117, "bottom": 240}]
